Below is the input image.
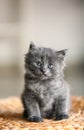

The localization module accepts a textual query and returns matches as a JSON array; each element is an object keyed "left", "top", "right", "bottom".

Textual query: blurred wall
[
  {"left": 20, "top": 0, "right": 84, "bottom": 64},
  {"left": 20, "top": 0, "right": 84, "bottom": 96},
  {"left": 0, "top": 0, "right": 84, "bottom": 98}
]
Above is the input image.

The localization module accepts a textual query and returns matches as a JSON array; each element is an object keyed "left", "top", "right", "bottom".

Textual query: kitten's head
[{"left": 25, "top": 42, "right": 67, "bottom": 80}]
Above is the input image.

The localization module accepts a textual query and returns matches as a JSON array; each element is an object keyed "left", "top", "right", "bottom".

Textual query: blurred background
[{"left": 0, "top": 0, "right": 84, "bottom": 98}]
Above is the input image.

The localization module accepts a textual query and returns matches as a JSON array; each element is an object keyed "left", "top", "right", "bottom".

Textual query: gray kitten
[{"left": 21, "top": 42, "right": 70, "bottom": 122}]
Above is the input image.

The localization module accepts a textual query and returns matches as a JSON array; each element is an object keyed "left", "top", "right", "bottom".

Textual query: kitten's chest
[
  {"left": 30, "top": 81, "right": 54, "bottom": 101},
  {"left": 40, "top": 80, "right": 62, "bottom": 95},
  {"left": 30, "top": 80, "right": 62, "bottom": 109},
  {"left": 39, "top": 81, "right": 63, "bottom": 110},
  {"left": 37, "top": 82, "right": 57, "bottom": 108},
  {"left": 33, "top": 80, "right": 62, "bottom": 97},
  {"left": 38, "top": 87, "right": 54, "bottom": 111},
  {"left": 30, "top": 79, "right": 62, "bottom": 97}
]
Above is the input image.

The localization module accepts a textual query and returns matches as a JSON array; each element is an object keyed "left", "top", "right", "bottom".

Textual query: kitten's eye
[
  {"left": 37, "top": 62, "right": 41, "bottom": 66},
  {"left": 48, "top": 64, "right": 53, "bottom": 69}
]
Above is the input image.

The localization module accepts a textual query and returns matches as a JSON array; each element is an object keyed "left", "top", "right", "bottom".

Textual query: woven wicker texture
[{"left": 0, "top": 96, "right": 84, "bottom": 130}]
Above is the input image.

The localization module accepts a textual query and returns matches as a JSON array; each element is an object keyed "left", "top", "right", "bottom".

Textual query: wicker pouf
[{"left": 0, "top": 96, "right": 84, "bottom": 130}]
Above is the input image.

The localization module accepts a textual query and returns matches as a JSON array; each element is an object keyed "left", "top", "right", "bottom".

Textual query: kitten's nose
[{"left": 40, "top": 68, "right": 46, "bottom": 74}]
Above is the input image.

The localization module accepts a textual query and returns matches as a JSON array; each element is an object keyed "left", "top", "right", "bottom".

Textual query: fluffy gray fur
[{"left": 21, "top": 42, "right": 70, "bottom": 122}]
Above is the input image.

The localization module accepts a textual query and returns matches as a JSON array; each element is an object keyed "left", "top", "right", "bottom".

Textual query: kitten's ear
[
  {"left": 29, "top": 41, "right": 36, "bottom": 50},
  {"left": 56, "top": 49, "right": 68, "bottom": 60}
]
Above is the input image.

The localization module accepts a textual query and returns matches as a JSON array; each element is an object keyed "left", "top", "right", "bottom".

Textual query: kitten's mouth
[
  {"left": 41, "top": 76, "right": 48, "bottom": 80},
  {"left": 43, "top": 73, "right": 47, "bottom": 76},
  {"left": 40, "top": 73, "right": 49, "bottom": 80}
]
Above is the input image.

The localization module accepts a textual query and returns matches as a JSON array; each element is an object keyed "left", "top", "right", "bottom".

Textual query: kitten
[{"left": 21, "top": 42, "right": 70, "bottom": 122}]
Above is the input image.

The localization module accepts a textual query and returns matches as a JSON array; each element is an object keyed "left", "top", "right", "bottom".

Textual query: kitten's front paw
[
  {"left": 28, "top": 116, "right": 43, "bottom": 122},
  {"left": 55, "top": 114, "right": 68, "bottom": 120}
]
